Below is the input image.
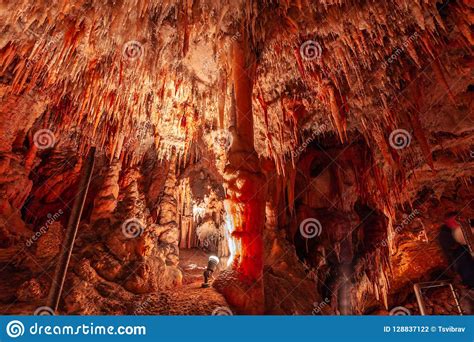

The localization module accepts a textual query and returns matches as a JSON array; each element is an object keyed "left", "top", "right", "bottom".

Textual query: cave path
[{"left": 136, "top": 249, "right": 229, "bottom": 315}]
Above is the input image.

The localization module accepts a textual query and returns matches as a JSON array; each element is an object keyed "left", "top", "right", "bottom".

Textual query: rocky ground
[
  {"left": 0, "top": 0, "right": 472, "bottom": 316},
  {"left": 0, "top": 248, "right": 229, "bottom": 315}
]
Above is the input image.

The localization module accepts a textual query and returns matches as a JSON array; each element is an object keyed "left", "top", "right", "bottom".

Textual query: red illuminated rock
[{"left": 0, "top": 0, "right": 472, "bottom": 316}]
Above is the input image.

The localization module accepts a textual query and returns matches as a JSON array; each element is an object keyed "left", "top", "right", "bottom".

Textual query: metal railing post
[{"left": 46, "top": 147, "right": 96, "bottom": 312}]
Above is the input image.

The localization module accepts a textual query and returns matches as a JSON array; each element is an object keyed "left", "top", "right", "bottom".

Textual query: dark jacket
[{"left": 439, "top": 225, "right": 474, "bottom": 288}]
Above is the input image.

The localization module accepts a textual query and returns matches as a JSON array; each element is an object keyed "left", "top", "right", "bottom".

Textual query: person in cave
[{"left": 438, "top": 211, "right": 474, "bottom": 288}]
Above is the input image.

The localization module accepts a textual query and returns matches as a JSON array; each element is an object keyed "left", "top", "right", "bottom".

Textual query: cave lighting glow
[
  {"left": 224, "top": 203, "right": 241, "bottom": 268},
  {"left": 192, "top": 202, "right": 206, "bottom": 222}
]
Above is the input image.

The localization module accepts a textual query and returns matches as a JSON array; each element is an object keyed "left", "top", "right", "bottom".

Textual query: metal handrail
[{"left": 414, "top": 281, "right": 463, "bottom": 315}]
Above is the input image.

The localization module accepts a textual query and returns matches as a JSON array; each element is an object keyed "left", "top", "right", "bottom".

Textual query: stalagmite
[
  {"left": 90, "top": 159, "right": 122, "bottom": 222},
  {"left": 216, "top": 34, "right": 267, "bottom": 314},
  {"left": 0, "top": 0, "right": 471, "bottom": 317}
]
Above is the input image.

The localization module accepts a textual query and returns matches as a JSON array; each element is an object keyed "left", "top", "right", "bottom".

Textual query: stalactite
[
  {"left": 372, "top": 126, "right": 396, "bottom": 168},
  {"left": 294, "top": 47, "right": 306, "bottom": 79},
  {"left": 325, "top": 82, "right": 347, "bottom": 143},
  {"left": 287, "top": 166, "right": 296, "bottom": 218},
  {"left": 256, "top": 88, "right": 277, "bottom": 165},
  {"left": 431, "top": 58, "right": 457, "bottom": 105}
]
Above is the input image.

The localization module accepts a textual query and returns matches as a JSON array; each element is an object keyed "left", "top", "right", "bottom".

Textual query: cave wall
[
  {"left": 0, "top": 146, "right": 186, "bottom": 313},
  {"left": 0, "top": 0, "right": 472, "bottom": 315}
]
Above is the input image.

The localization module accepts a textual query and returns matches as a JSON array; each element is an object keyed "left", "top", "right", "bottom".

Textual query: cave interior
[{"left": 0, "top": 0, "right": 473, "bottom": 315}]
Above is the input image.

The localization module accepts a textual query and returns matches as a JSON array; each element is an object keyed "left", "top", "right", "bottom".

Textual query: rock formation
[{"left": 0, "top": 0, "right": 472, "bottom": 315}]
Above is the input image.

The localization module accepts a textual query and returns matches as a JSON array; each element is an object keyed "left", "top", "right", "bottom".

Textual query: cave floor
[
  {"left": 134, "top": 249, "right": 229, "bottom": 315},
  {"left": 0, "top": 248, "right": 229, "bottom": 315}
]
